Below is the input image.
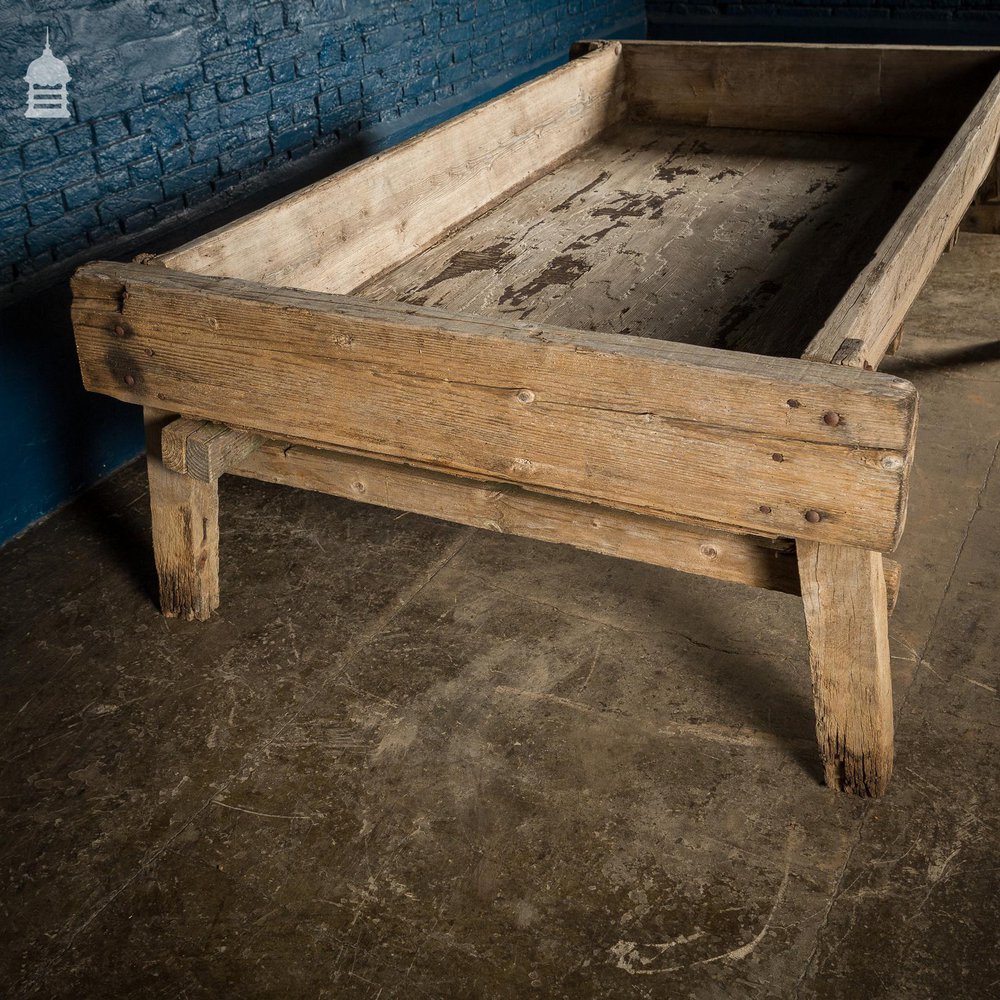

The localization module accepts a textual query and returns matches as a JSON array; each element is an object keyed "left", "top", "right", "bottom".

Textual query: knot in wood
[{"left": 516, "top": 389, "right": 535, "bottom": 404}]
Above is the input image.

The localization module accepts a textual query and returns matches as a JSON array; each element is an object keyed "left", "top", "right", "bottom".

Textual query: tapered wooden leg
[
  {"left": 797, "top": 540, "right": 894, "bottom": 797},
  {"left": 144, "top": 408, "right": 220, "bottom": 621}
]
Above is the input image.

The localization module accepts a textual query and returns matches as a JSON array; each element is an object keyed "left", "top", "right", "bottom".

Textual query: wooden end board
[
  {"left": 622, "top": 40, "right": 1000, "bottom": 138},
  {"left": 73, "top": 262, "right": 917, "bottom": 552}
]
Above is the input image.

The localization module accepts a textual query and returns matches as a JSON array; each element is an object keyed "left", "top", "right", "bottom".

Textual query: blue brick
[
  {"left": 26, "top": 194, "right": 64, "bottom": 227},
  {"left": 122, "top": 207, "right": 158, "bottom": 233},
  {"left": 96, "top": 135, "right": 157, "bottom": 173},
  {"left": 216, "top": 77, "right": 247, "bottom": 102},
  {"left": 0, "top": 204, "right": 27, "bottom": 237},
  {"left": 187, "top": 107, "right": 220, "bottom": 140},
  {"left": 163, "top": 160, "right": 219, "bottom": 198},
  {"left": 256, "top": 3, "right": 286, "bottom": 35},
  {"left": 272, "top": 120, "right": 318, "bottom": 153},
  {"left": 203, "top": 47, "right": 257, "bottom": 81},
  {"left": 22, "top": 137, "right": 59, "bottom": 169},
  {"left": 127, "top": 99, "right": 187, "bottom": 147},
  {"left": 159, "top": 145, "right": 191, "bottom": 174},
  {"left": 259, "top": 33, "right": 307, "bottom": 66},
  {"left": 188, "top": 85, "right": 219, "bottom": 112},
  {"left": 98, "top": 181, "right": 164, "bottom": 224},
  {"left": 63, "top": 170, "right": 130, "bottom": 211},
  {"left": 219, "top": 136, "right": 273, "bottom": 173},
  {"left": 129, "top": 157, "right": 162, "bottom": 184},
  {"left": 245, "top": 69, "right": 272, "bottom": 94},
  {"left": 270, "top": 77, "right": 319, "bottom": 109},
  {"left": 218, "top": 92, "right": 272, "bottom": 127},
  {"left": 0, "top": 178, "right": 23, "bottom": 214},
  {"left": 55, "top": 127, "right": 93, "bottom": 157},
  {"left": 93, "top": 115, "right": 130, "bottom": 146},
  {"left": 0, "top": 148, "right": 22, "bottom": 179},
  {"left": 23, "top": 154, "right": 96, "bottom": 201},
  {"left": 270, "top": 60, "right": 297, "bottom": 84},
  {"left": 143, "top": 64, "right": 204, "bottom": 102},
  {"left": 52, "top": 233, "right": 91, "bottom": 260},
  {"left": 26, "top": 207, "right": 100, "bottom": 256}
]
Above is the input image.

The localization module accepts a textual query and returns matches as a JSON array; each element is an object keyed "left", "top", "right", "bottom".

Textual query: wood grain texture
[
  {"left": 797, "top": 540, "right": 894, "bottom": 797},
  {"left": 144, "top": 408, "right": 220, "bottom": 621},
  {"left": 72, "top": 261, "right": 918, "bottom": 551},
  {"left": 804, "top": 69, "right": 1000, "bottom": 368},
  {"left": 162, "top": 418, "right": 263, "bottom": 482},
  {"left": 359, "top": 122, "right": 937, "bottom": 358},
  {"left": 622, "top": 40, "right": 1000, "bottom": 138},
  {"left": 158, "top": 42, "right": 626, "bottom": 292},
  {"left": 231, "top": 438, "right": 902, "bottom": 610},
  {"left": 232, "top": 440, "right": 800, "bottom": 593}
]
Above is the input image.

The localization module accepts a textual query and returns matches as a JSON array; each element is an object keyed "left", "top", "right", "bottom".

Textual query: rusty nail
[
  {"left": 805, "top": 510, "right": 822, "bottom": 524},
  {"left": 124, "top": 374, "right": 135, "bottom": 386},
  {"left": 823, "top": 411, "right": 841, "bottom": 427},
  {"left": 759, "top": 504, "right": 772, "bottom": 514},
  {"left": 772, "top": 453, "right": 784, "bottom": 463},
  {"left": 786, "top": 399, "right": 801, "bottom": 409},
  {"left": 114, "top": 325, "right": 125, "bottom": 337},
  {"left": 700, "top": 544, "right": 718, "bottom": 559}
]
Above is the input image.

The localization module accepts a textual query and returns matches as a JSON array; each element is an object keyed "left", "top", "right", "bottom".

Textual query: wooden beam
[
  {"left": 157, "top": 42, "right": 626, "bottom": 293},
  {"left": 622, "top": 40, "right": 1000, "bottom": 138},
  {"left": 234, "top": 440, "right": 801, "bottom": 593},
  {"left": 162, "top": 418, "right": 263, "bottom": 482},
  {"left": 797, "top": 540, "right": 894, "bottom": 797},
  {"left": 73, "top": 261, "right": 918, "bottom": 552},
  {"left": 144, "top": 408, "right": 220, "bottom": 621},
  {"left": 804, "top": 69, "right": 1000, "bottom": 369},
  {"left": 230, "top": 439, "right": 901, "bottom": 610}
]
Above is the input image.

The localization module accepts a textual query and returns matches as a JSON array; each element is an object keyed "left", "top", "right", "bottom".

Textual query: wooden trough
[{"left": 71, "top": 41, "right": 1000, "bottom": 797}]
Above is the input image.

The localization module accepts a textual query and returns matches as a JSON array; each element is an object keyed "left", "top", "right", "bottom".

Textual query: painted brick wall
[
  {"left": 647, "top": 1, "right": 1000, "bottom": 43},
  {"left": 1, "top": 0, "right": 645, "bottom": 292}
]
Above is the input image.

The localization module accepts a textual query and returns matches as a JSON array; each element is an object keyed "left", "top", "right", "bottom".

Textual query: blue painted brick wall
[
  {"left": 0, "top": 0, "right": 645, "bottom": 292},
  {"left": 647, "top": 1, "right": 1000, "bottom": 43}
]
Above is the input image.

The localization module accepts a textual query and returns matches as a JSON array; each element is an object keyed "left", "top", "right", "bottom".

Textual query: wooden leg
[
  {"left": 144, "top": 408, "right": 220, "bottom": 621},
  {"left": 796, "top": 540, "right": 894, "bottom": 797}
]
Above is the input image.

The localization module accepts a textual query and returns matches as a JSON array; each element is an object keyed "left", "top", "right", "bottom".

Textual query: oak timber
[
  {"left": 73, "top": 262, "right": 918, "bottom": 552},
  {"left": 158, "top": 42, "right": 626, "bottom": 292},
  {"left": 797, "top": 540, "right": 894, "bottom": 797},
  {"left": 621, "top": 41, "right": 1000, "bottom": 138},
  {"left": 804, "top": 70, "right": 1000, "bottom": 367},
  {"left": 360, "top": 122, "right": 937, "bottom": 358},
  {"left": 144, "top": 408, "right": 220, "bottom": 621}
]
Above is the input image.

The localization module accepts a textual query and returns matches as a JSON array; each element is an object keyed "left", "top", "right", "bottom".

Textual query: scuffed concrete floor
[{"left": 2, "top": 236, "right": 999, "bottom": 1000}]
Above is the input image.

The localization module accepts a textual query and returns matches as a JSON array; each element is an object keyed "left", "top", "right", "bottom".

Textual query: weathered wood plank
[
  {"left": 804, "top": 69, "right": 1000, "bottom": 368},
  {"left": 797, "top": 540, "right": 894, "bottom": 797},
  {"left": 73, "top": 262, "right": 918, "bottom": 551},
  {"left": 360, "top": 122, "right": 936, "bottom": 358},
  {"left": 162, "top": 418, "right": 263, "bottom": 482},
  {"left": 622, "top": 40, "right": 1000, "bottom": 138},
  {"left": 234, "top": 440, "right": 800, "bottom": 593},
  {"left": 158, "top": 42, "right": 626, "bottom": 293},
  {"left": 230, "top": 438, "right": 902, "bottom": 610},
  {"left": 144, "top": 408, "right": 220, "bottom": 621}
]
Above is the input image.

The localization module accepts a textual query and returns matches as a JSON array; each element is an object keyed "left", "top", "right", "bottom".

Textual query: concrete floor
[{"left": 2, "top": 236, "right": 999, "bottom": 999}]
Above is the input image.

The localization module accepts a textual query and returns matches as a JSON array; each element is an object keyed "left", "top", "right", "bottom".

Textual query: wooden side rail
[{"left": 72, "top": 262, "right": 918, "bottom": 554}]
